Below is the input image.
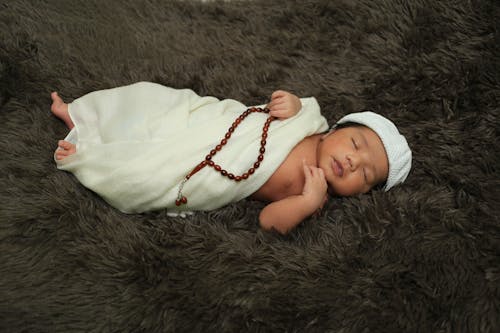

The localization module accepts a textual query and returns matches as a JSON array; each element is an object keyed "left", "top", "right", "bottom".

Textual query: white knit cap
[{"left": 335, "top": 111, "right": 412, "bottom": 191}]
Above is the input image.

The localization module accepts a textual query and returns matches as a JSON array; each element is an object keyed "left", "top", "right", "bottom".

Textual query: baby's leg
[
  {"left": 55, "top": 140, "right": 76, "bottom": 160},
  {"left": 51, "top": 92, "right": 74, "bottom": 129}
]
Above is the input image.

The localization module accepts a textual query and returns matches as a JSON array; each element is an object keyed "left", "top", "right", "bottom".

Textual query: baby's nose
[{"left": 347, "top": 154, "right": 360, "bottom": 171}]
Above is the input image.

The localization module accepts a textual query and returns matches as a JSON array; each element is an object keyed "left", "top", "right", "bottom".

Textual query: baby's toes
[
  {"left": 51, "top": 92, "right": 63, "bottom": 103},
  {"left": 58, "top": 140, "right": 72, "bottom": 150},
  {"left": 55, "top": 150, "right": 68, "bottom": 160}
]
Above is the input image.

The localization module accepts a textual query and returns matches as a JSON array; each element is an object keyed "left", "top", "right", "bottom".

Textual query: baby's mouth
[{"left": 331, "top": 157, "right": 344, "bottom": 177}]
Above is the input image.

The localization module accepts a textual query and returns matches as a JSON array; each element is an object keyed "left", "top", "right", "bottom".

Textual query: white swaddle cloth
[{"left": 56, "top": 82, "right": 329, "bottom": 213}]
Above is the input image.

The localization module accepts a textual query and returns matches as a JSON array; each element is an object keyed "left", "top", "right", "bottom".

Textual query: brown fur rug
[{"left": 1, "top": 0, "right": 499, "bottom": 332}]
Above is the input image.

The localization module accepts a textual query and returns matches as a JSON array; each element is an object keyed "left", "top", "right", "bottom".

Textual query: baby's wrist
[{"left": 301, "top": 194, "right": 323, "bottom": 215}]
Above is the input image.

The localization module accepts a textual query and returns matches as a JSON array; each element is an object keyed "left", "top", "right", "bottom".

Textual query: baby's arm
[
  {"left": 259, "top": 162, "right": 328, "bottom": 234},
  {"left": 266, "top": 90, "right": 302, "bottom": 119}
]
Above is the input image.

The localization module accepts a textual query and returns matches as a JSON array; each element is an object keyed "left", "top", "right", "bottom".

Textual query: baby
[{"left": 52, "top": 82, "right": 411, "bottom": 234}]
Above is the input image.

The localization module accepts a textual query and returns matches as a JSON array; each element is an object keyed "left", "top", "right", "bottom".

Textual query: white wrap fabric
[{"left": 56, "top": 82, "right": 329, "bottom": 213}]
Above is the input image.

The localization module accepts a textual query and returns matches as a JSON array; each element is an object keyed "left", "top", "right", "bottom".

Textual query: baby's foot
[
  {"left": 55, "top": 140, "right": 76, "bottom": 160},
  {"left": 51, "top": 92, "right": 74, "bottom": 129}
]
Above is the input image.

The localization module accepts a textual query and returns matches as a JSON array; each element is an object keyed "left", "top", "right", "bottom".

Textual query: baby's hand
[
  {"left": 302, "top": 161, "right": 328, "bottom": 213},
  {"left": 266, "top": 90, "right": 302, "bottom": 119}
]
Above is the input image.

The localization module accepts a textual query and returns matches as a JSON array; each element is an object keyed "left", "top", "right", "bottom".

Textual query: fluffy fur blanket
[{"left": 0, "top": 1, "right": 498, "bottom": 332}]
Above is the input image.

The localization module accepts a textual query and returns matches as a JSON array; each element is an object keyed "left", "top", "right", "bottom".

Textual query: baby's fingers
[
  {"left": 306, "top": 164, "right": 325, "bottom": 180},
  {"left": 303, "top": 163, "right": 326, "bottom": 187},
  {"left": 271, "top": 90, "right": 287, "bottom": 100},
  {"left": 267, "top": 97, "right": 284, "bottom": 110},
  {"left": 308, "top": 166, "right": 328, "bottom": 192},
  {"left": 269, "top": 108, "right": 289, "bottom": 118},
  {"left": 314, "top": 166, "right": 325, "bottom": 178},
  {"left": 302, "top": 160, "right": 312, "bottom": 182}
]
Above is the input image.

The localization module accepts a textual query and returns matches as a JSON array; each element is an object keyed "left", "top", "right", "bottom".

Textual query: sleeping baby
[{"left": 52, "top": 82, "right": 411, "bottom": 233}]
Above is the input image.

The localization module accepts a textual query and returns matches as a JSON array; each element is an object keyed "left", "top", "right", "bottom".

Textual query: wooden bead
[
  {"left": 254, "top": 162, "right": 260, "bottom": 169},
  {"left": 258, "top": 155, "right": 264, "bottom": 162}
]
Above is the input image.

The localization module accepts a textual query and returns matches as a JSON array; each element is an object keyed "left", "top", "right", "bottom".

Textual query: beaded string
[{"left": 176, "top": 107, "right": 275, "bottom": 206}]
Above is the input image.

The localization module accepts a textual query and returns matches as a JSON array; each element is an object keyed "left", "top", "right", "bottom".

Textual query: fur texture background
[{"left": 1, "top": 0, "right": 499, "bottom": 332}]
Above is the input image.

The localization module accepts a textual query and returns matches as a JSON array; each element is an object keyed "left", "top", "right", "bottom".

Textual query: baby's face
[{"left": 317, "top": 125, "right": 389, "bottom": 196}]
